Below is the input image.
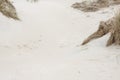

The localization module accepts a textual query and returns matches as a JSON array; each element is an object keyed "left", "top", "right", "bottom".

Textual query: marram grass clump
[
  {"left": 82, "top": 10, "right": 120, "bottom": 46},
  {"left": 0, "top": 0, "right": 19, "bottom": 20},
  {"left": 107, "top": 11, "right": 120, "bottom": 46}
]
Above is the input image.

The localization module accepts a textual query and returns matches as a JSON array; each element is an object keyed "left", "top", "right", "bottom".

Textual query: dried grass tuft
[
  {"left": 72, "top": 0, "right": 120, "bottom": 12},
  {"left": 105, "top": 10, "right": 120, "bottom": 46},
  {"left": 0, "top": 0, "right": 19, "bottom": 20}
]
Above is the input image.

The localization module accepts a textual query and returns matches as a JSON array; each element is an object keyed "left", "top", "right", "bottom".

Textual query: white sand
[{"left": 0, "top": 0, "right": 120, "bottom": 80}]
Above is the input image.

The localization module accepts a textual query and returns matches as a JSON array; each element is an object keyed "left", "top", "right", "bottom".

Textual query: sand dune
[{"left": 0, "top": 0, "right": 120, "bottom": 80}]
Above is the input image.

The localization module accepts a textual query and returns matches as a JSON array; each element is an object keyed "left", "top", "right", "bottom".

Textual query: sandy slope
[{"left": 0, "top": 0, "right": 120, "bottom": 80}]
